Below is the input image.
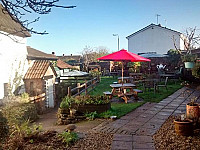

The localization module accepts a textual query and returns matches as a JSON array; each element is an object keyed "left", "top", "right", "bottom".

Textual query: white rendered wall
[
  {"left": 127, "top": 26, "right": 183, "bottom": 54},
  {"left": 0, "top": 31, "right": 29, "bottom": 99}
]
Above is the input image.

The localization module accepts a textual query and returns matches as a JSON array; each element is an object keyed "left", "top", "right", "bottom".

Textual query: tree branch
[{"left": 0, "top": 0, "right": 76, "bottom": 35}]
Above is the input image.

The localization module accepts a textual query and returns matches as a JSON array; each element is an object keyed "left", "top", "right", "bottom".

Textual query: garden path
[
  {"left": 91, "top": 86, "right": 200, "bottom": 150},
  {"left": 35, "top": 86, "right": 200, "bottom": 150}
]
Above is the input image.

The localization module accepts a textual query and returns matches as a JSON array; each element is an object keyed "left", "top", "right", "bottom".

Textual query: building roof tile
[
  {"left": 27, "top": 46, "right": 58, "bottom": 60},
  {"left": 24, "top": 60, "right": 56, "bottom": 79}
]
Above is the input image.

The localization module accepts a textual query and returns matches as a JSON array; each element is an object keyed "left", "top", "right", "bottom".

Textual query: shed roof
[
  {"left": 57, "top": 59, "right": 74, "bottom": 69},
  {"left": 24, "top": 60, "right": 56, "bottom": 79},
  {"left": 27, "top": 46, "right": 58, "bottom": 60},
  {"left": 0, "top": 4, "right": 31, "bottom": 37},
  {"left": 126, "top": 23, "right": 182, "bottom": 39}
]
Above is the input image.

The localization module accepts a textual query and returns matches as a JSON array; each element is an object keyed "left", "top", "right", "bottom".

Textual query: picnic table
[
  {"left": 118, "top": 76, "right": 134, "bottom": 83},
  {"left": 129, "top": 73, "right": 143, "bottom": 80},
  {"left": 110, "top": 83, "right": 137, "bottom": 103}
]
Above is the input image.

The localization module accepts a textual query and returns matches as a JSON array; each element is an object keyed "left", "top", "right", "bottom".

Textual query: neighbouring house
[
  {"left": 27, "top": 46, "right": 58, "bottom": 61},
  {"left": 126, "top": 23, "right": 186, "bottom": 55},
  {"left": 58, "top": 54, "right": 83, "bottom": 70},
  {"left": 23, "top": 60, "right": 57, "bottom": 113},
  {"left": 56, "top": 59, "right": 74, "bottom": 76},
  {"left": 0, "top": 4, "right": 31, "bottom": 99}
]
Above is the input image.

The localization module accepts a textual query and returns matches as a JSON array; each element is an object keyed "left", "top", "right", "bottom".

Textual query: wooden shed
[{"left": 23, "top": 60, "right": 57, "bottom": 113}]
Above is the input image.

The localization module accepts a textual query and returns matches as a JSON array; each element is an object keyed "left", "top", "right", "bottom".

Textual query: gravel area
[
  {"left": 69, "top": 132, "right": 113, "bottom": 150},
  {"left": 153, "top": 116, "right": 200, "bottom": 150}
]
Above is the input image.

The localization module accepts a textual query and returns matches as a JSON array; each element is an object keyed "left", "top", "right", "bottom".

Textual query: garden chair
[{"left": 156, "top": 77, "right": 168, "bottom": 91}]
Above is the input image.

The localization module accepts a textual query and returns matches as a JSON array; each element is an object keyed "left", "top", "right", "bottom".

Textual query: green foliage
[
  {"left": 192, "top": 63, "right": 200, "bottom": 78},
  {"left": 0, "top": 110, "right": 9, "bottom": 141},
  {"left": 89, "top": 70, "right": 101, "bottom": 77},
  {"left": 85, "top": 111, "right": 98, "bottom": 120},
  {"left": 60, "top": 96, "right": 76, "bottom": 109},
  {"left": 20, "top": 92, "right": 29, "bottom": 103},
  {"left": 58, "top": 131, "right": 78, "bottom": 147},
  {"left": 2, "top": 103, "right": 38, "bottom": 131},
  {"left": 11, "top": 120, "right": 42, "bottom": 137},
  {"left": 75, "top": 95, "right": 110, "bottom": 105},
  {"left": 181, "top": 54, "right": 197, "bottom": 62}
]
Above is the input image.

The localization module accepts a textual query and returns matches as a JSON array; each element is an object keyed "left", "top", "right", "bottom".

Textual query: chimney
[{"left": 52, "top": 52, "right": 55, "bottom": 55}]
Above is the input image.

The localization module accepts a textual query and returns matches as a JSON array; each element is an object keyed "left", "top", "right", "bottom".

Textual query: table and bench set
[{"left": 103, "top": 77, "right": 143, "bottom": 103}]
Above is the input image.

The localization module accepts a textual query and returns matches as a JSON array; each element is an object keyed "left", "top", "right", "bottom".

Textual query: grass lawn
[{"left": 89, "top": 76, "right": 183, "bottom": 118}]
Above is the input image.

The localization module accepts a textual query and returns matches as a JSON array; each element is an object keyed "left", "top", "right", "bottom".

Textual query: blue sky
[{"left": 27, "top": 0, "right": 200, "bottom": 55}]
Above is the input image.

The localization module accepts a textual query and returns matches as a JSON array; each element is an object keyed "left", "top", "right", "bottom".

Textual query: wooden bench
[
  {"left": 118, "top": 93, "right": 128, "bottom": 103},
  {"left": 103, "top": 91, "right": 113, "bottom": 99},
  {"left": 132, "top": 89, "right": 143, "bottom": 100}
]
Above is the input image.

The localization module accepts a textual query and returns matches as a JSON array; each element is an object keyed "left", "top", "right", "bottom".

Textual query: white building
[
  {"left": 126, "top": 23, "right": 186, "bottom": 54},
  {"left": 0, "top": 4, "right": 31, "bottom": 99}
]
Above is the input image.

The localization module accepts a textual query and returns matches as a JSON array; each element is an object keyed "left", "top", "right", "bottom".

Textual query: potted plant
[
  {"left": 186, "top": 96, "right": 199, "bottom": 122},
  {"left": 174, "top": 114, "right": 193, "bottom": 136},
  {"left": 181, "top": 54, "right": 197, "bottom": 69}
]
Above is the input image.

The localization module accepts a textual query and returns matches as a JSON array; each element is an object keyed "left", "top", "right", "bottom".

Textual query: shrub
[
  {"left": 74, "top": 95, "right": 109, "bottom": 105},
  {"left": 85, "top": 111, "right": 98, "bottom": 120},
  {"left": 60, "top": 96, "right": 76, "bottom": 109},
  {"left": 0, "top": 110, "right": 9, "bottom": 141},
  {"left": 58, "top": 131, "right": 78, "bottom": 146},
  {"left": 192, "top": 63, "right": 200, "bottom": 79},
  {"left": 2, "top": 103, "right": 38, "bottom": 132}
]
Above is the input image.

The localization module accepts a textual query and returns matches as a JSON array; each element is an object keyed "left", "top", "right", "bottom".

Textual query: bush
[
  {"left": 85, "top": 111, "right": 98, "bottom": 120},
  {"left": 2, "top": 103, "right": 38, "bottom": 131},
  {"left": 192, "top": 63, "right": 200, "bottom": 79},
  {"left": 60, "top": 96, "right": 76, "bottom": 109},
  {"left": 74, "top": 95, "right": 109, "bottom": 105},
  {"left": 0, "top": 110, "right": 9, "bottom": 141},
  {"left": 58, "top": 131, "right": 78, "bottom": 146}
]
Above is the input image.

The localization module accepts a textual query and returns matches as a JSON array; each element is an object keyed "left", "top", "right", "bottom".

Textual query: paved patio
[{"left": 91, "top": 86, "right": 200, "bottom": 150}]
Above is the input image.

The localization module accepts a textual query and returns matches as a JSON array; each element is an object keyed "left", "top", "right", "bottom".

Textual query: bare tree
[
  {"left": 0, "top": 0, "right": 76, "bottom": 35},
  {"left": 81, "top": 46, "right": 109, "bottom": 72},
  {"left": 182, "top": 27, "right": 200, "bottom": 53},
  {"left": 173, "top": 27, "right": 200, "bottom": 54}
]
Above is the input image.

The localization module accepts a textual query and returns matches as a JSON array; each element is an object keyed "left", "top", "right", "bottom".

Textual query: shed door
[{"left": 45, "top": 79, "right": 54, "bottom": 108}]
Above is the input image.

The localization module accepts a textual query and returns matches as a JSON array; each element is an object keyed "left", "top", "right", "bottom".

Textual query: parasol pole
[{"left": 121, "top": 61, "right": 124, "bottom": 85}]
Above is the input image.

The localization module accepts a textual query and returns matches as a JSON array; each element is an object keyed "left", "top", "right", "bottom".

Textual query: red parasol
[{"left": 97, "top": 49, "right": 151, "bottom": 83}]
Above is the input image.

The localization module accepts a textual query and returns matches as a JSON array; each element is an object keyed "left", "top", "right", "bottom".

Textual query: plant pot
[
  {"left": 184, "top": 62, "right": 194, "bottom": 69},
  {"left": 174, "top": 119, "right": 193, "bottom": 136},
  {"left": 186, "top": 103, "right": 199, "bottom": 121}
]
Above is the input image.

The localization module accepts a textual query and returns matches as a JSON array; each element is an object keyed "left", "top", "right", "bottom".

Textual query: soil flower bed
[{"left": 153, "top": 116, "right": 200, "bottom": 150}]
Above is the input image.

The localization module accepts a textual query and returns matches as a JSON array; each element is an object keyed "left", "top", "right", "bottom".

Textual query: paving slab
[{"left": 101, "top": 86, "right": 198, "bottom": 150}]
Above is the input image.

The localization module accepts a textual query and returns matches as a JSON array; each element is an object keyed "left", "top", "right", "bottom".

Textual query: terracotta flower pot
[
  {"left": 186, "top": 103, "right": 199, "bottom": 121},
  {"left": 174, "top": 119, "right": 193, "bottom": 136}
]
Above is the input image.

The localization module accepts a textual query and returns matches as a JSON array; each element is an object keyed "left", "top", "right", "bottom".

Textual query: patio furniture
[
  {"left": 118, "top": 76, "right": 134, "bottom": 83},
  {"left": 103, "top": 91, "right": 113, "bottom": 99},
  {"left": 132, "top": 89, "right": 143, "bottom": 100},
  {"left": 129, "top": 73, "right": 143, "bottom": 81},
  {"left": 142, "top": 78, "right": 159, "bottom": 93},
  {"left": 110, "top": 83, "right": 137, "bottom": 103},
  {"left": 156, "top": 77, "right": 168, "bottom": 91},
  {"left": 110, "top": 83, "right": 136, "bottom": 96}
]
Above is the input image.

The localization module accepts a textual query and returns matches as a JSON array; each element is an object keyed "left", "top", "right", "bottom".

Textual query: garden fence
[{"left": 68, "top": 76, "right": 99, "bottom": 97}]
